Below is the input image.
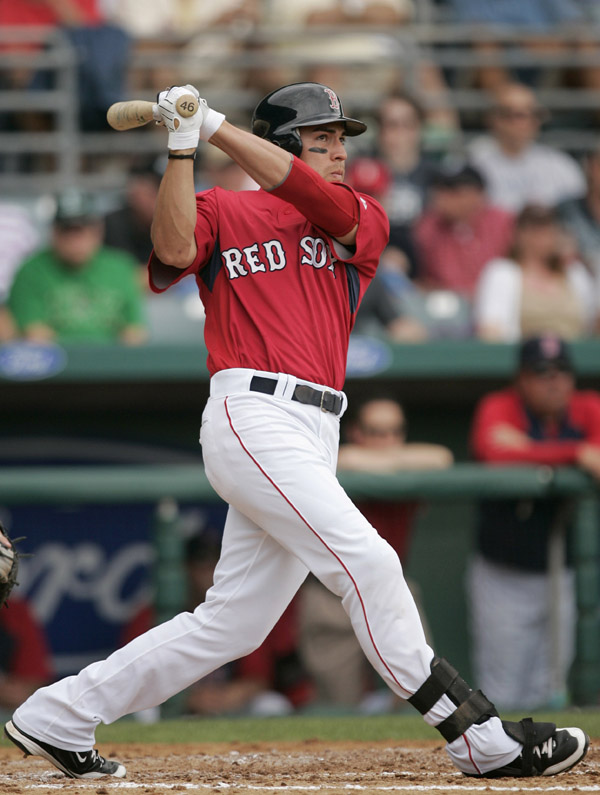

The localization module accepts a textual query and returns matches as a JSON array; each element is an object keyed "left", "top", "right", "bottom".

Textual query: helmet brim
[{"left": 277, "top": 114, "right": 367, "bottom": 137}]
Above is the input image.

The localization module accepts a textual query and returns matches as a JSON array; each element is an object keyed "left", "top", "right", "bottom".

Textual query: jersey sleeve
[
  {"left": 268, "top": 157, "right": 389, "bottom": 276},
  {"left": 148, "top": 188, "right": 220, "bottom": 293},
  {"left": 328, "top": 189, "right": 389, "bottom": 279}
]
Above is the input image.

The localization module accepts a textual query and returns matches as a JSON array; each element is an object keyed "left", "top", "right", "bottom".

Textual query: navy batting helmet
[{"left": 251, "top": 82, "right": 367, "bottom": 156}]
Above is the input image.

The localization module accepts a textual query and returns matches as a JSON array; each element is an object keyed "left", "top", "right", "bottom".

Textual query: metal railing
[
  {"left": 3, "top": 22, "right": 600, "bottom": 194},
  {"left": 0, "top": 27, "right": 79, "bottom": 192}
]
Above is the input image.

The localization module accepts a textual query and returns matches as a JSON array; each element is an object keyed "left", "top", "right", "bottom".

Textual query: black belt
[{"left": 250, "top": 375, "right": 343, "bottom": 415}]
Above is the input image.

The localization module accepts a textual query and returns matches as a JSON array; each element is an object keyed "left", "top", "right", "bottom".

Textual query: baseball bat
[{"left": 106, "top": 94, "right": 198, "bottom": 131}]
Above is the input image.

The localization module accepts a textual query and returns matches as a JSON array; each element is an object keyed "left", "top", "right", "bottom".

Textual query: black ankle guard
[
  {"left": 408, "top": 657, "right": 498, "bottom": 744},
  {"left": 502, "top": 718, "right": 556, "bottom": 776}
]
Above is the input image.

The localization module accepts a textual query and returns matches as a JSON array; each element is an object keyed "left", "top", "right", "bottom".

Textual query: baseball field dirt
[{"left": 1, "top": 738, "right": 598, "bottom": 794}]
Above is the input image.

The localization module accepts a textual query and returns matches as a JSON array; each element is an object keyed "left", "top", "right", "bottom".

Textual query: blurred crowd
[
  {"left": 2, "top": 1, "right": 600, "bottom": 345},
  {"left": 3, "top": 78, "right": 600, "bottom": 345}
]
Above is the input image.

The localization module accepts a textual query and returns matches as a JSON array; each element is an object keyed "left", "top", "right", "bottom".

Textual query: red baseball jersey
[
  {"left": 149, "top": 186, "right": 389, "bottom": 390},
  {"left": 471, "top": 387, "right": 600, "bottom": 464}
]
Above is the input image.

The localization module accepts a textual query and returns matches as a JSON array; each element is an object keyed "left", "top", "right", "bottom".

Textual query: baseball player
[{"left": 5, "top": 83, "right": 590, "bottom": 781}]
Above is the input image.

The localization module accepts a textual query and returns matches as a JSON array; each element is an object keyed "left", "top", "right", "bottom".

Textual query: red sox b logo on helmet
[
  {"left": 540, "top": 335, "right": 560, "bottom": 357},
  {"left": 324, "top": 87, "right": 340, "bottom": 112}
]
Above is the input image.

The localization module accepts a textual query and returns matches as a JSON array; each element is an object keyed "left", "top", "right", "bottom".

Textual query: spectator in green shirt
[{"left": 8, "top": 191, "right": 148, "bottom": 345}]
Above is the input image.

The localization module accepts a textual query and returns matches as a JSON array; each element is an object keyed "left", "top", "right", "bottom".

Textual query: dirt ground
[{"left": 0, "top": 739, "right": 598, "bottom": 794}]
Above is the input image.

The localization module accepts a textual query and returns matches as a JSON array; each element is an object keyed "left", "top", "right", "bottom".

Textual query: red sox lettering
[
  {"left": 221, "top": 236, "right": 336, "bottom": 279},
  {"left": 221, "top": 239, "right": 286, "bottom": 278},
  {"left": 300, "top": 236, "right": 336, "bottom": 274}
]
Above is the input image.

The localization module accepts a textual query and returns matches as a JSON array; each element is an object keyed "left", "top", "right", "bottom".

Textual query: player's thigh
[
  {"left": 208, "top": 399, "right": 385, "bottom": 555},
  {"left": 202, "top": 505, "right": 309, "bottom": 648}
]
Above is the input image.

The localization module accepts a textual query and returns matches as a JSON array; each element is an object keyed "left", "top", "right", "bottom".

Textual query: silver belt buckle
[{"left": 320, "top": 390, "right": 332, "bottom": 413}]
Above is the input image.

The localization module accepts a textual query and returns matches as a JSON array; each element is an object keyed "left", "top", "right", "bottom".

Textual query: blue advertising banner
[{"left": 2, "top": 501, "right": 228, "bottom": 677}]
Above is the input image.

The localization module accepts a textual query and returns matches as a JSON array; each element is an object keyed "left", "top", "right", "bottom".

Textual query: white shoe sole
[
  {"left": 543, "top": 727, "right": 590, "bottom": 776},
  {"left": 5, "top": 720, "right": 126, "bottom": 780}
]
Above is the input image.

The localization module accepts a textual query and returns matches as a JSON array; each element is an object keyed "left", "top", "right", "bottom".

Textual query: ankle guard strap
[
  {"left": 502, "top": 718, "right": 556, "bottom": 776},
  {"left": 408, "top": 657, "right": 498, "bottom": 744}
]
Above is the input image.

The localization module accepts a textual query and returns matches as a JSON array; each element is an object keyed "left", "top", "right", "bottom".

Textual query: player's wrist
[
  {"left": 168, "top": 147, "right": 197, "bottom": 156},
  {"left": 199, "top": 107, "right": 225, "bottom": 141}
]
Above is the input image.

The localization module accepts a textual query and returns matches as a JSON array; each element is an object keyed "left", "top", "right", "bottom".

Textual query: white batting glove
[
  {"left": 156, "top": 84, "right": 202, "bottom": 149},
  {"left": 156, "top": 85, "right": 225, "bottom": 150}
]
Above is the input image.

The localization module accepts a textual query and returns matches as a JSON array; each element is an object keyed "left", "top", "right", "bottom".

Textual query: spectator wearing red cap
[{"left": 468, "top": 334, "right": 600, "bottom": 711}]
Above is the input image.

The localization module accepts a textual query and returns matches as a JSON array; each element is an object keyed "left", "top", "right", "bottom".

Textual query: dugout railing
[{"left": 0, "top": 461, "right": 597, "bottom": 708}]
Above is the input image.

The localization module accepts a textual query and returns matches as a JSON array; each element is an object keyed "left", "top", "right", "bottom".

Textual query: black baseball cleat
[
  {"left": 472, "top": 718, "right": 589, "bottom": 778},
  {"left": 4, "top": 719, "right": 126, "bottom": 779}
]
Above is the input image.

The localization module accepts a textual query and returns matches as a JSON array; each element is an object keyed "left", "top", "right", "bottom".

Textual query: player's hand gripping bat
[{"left": 106, "top": 93, "right": 198, "bottom": 131}]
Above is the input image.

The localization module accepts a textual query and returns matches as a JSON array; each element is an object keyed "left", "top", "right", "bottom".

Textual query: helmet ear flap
[
  {"left": 251, "top": 121, "right": 302, "bottom": 156},
  {"left": 252, "top": 119, "right": 271, "bottom": 138},
  {"left": 277, "top": 130, "right": 302, "bottom": 157}
]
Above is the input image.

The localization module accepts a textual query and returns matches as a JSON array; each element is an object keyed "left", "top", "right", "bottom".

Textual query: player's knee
[
  {"left": 232, "top": 640, "right": 262, "bottom": 659},
  {"left": 317, "top": 533, "right": 403, "bottom": 603},
  {"left": 342, "top": 537, "right": 404, "bottom": 599},
  {"left": 367, "top": 535, "right": 404, "bottom": 581},
  {"left": 230, "top": 623, "right": 273, "bottom": 659}
]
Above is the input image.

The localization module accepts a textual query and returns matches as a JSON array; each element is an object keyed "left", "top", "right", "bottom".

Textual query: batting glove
[{"left": 156, "top": 85, "right": 225, "bottom": 150}]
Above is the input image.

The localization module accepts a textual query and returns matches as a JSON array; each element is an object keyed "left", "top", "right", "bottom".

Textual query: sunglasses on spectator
[
  {"left": 523, "top": 364, "right": 573, "bottom": 376},
  {"left": 493, "top": 106, "right": 546, "bottom": 121},
  {"left": 380, "top": 117, "right": 420, "bottom": 129},
  {"left": 359, "top": 423, "right": 406, "bottom": 438},
  {"left": 55, "top": 224, "right": 92, "bottom": 233}
]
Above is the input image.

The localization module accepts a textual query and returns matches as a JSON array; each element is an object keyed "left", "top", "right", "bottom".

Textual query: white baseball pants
[{"left": 14, "top": 368, "right": 520, "bottom": 775}]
